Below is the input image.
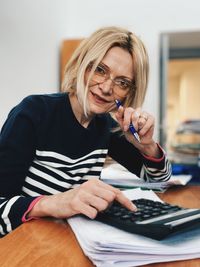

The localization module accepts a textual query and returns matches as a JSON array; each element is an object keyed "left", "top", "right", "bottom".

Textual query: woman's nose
[{"left": 99, "top": 78, "right": 113, "bottom": 95}]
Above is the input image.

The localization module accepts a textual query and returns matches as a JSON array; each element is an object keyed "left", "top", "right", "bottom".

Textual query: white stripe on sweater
[
  {"left": 0, "top": 200, "right": 7, "bottom": 209},
  {"left": 34, "top": 157, "right": 105, "bottom": 168},
  {"left": 24, "top": 177, "right": 61, "bottom": 194},
  {"left": 34, "top": 161, "right": 82, "bottom": 181},
  {"left": 36, "top": 149, "right": 108, "bottom": 164},
  {"left": 0, "top": 225, "right": 5, "bottom": 235},
  {"left": 22, "top": 187, "right": 41, "bottom": 197},
  {"left": 29, "top": 166, "right": 72, "bottom": 186},
  {"left": 2, "top": 196, "right": 20, "bottom": 233}
]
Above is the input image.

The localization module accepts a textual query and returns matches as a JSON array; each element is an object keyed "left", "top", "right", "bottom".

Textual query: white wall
[{"left": 0, "top": 0, "right": 200, "bottom": 139}]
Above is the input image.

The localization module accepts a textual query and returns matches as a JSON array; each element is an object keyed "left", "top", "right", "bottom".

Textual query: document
[
  {"left": 100, "top": 163, "right": 192, "bottom": 192},
  {"left": 67, "top": 188, "right": 200, "bottom": 267}
]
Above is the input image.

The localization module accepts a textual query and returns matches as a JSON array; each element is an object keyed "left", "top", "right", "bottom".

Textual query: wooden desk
[{"left": 0, "top": 186, "right": 199, "bottom": 267}]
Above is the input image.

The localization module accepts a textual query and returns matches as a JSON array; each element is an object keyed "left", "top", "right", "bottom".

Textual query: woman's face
[{"left": 85, "top": 46, "right": 134, "bottom": 115}]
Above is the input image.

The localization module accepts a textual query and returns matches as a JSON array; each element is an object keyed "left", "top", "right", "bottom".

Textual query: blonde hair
[{"left": 62, "top": 26, "right": 149, "bottom": 116}]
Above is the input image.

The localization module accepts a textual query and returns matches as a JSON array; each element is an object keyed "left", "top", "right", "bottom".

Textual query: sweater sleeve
[
  {"left": 0, "top": 96, "right": 42, "bottom": 237},
  {"left": 0, "top": 196, "right": 37, "bottom": 237},
  {"left": 108, "top": 130, "right": 172, "bottom": 182}
]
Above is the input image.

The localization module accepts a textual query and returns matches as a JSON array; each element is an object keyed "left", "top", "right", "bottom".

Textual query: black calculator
[{"left": 95, "top": 198, "right": 200, "bottom": 240}]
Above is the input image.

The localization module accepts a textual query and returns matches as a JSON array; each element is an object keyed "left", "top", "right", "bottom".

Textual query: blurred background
[{"left": 0, "top": 0, "right": 200, "bottom": 180}]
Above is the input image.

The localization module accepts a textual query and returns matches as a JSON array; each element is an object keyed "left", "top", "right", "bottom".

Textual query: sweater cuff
[
  {"left": 142, "top": 143, "right": 165, "bottom": 162},
  {"left": 22, "top": 195, "right": 44, "bottom": 222}
]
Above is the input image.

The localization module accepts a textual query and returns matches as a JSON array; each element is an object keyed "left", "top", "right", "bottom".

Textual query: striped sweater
[{"left": 0, "top": 93, "right": 171, "bottom": 236}]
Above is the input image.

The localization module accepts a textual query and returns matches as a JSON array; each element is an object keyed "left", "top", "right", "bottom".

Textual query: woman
[{"left": 0, "top": 26, "right": 171, "bottom": 237}]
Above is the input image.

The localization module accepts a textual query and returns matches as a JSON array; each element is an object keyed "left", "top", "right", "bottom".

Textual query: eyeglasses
[{"left": 88, "top": 63, "right": 135, "bottom": 96}]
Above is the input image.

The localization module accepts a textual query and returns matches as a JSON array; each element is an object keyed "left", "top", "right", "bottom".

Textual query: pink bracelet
[
  {"left": 22, "top": 195, "right": 44, "bottom": 223},
  {"left": 142, "top": 143, "right": 165, "bottom": 162}
]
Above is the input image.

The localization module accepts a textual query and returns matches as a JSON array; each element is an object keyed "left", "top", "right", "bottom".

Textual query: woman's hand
[
  {"left": 115, "top": 106, "right": 161, "bottom": 158},
  {"left": 27, "top": 179, "right": 137, "bottom": 220}
]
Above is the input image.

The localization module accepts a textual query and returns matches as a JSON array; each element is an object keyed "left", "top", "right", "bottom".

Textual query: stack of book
[
  {"left": 169, "top": 120, "right": 200, "bottom": 182},
  {"left": 169, "top": 120, "right": 200, "bottom": 165}
]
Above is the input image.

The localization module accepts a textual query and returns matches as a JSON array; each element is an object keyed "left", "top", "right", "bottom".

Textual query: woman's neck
[{"left": 69, "top": 93, "right": 93, "bottom": 128}]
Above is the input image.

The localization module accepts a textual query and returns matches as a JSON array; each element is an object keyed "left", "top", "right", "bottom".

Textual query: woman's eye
[
  {"left": 95, "top": 66, "right": 106, "bottom": 75},
  {"left": 117, "top": 79, "right": 129, "bottom": 89}
]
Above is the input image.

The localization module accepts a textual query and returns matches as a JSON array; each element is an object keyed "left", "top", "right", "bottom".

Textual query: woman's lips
[{"left": 91, "top": 92, "right": 111, "bottom": 104}]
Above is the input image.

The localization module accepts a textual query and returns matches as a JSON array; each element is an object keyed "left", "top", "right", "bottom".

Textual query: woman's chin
[{"left": 88, "top": 103, "right": 109, "bottom": 114}]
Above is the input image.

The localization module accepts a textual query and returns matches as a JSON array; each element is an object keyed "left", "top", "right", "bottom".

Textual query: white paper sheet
[{"left": 100, "top": 163, "right": 192, "bottom": 191}]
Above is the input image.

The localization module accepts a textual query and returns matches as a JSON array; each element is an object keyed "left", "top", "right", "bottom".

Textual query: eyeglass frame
[{"left": 86, "top": 62, "right": 135, "bottom": 95}]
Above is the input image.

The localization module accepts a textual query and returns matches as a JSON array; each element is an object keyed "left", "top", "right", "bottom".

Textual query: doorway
[{"left": 159, "top": 31, "right": 200, "bottom": 177}]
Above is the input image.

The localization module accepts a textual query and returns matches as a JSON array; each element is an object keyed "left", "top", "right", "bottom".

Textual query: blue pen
[{"left": 115, "top": 99, "right": 141, "bottom": 143}]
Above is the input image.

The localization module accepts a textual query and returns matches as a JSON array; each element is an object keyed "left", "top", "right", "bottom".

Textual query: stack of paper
[
  {"left": 67, "top": 189, "right": 200, "bottom": 267},
  {"left": 100, "top": 163, "right": 192, "bottom": 192}
]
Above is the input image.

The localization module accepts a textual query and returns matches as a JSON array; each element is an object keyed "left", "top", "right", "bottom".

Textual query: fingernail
[{"left": 132, "top": 204, "right": 137, "bottom": 212}]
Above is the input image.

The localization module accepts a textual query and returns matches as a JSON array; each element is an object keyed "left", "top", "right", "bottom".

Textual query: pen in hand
[{"left": 115, "top": 99, "right": 141, "bottom": 143}]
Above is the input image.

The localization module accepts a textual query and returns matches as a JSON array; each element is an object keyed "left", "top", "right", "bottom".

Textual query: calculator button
[
  {"left": 121, "top": 214, "right": 132, "bottom": 220},
  {"left": 113, "top": 212, "right": 122, "bottom": 217}
]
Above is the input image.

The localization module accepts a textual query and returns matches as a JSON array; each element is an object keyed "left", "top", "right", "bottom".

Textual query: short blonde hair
[{"left": 62, "top": 26, "right": 149, "bottom": 116}]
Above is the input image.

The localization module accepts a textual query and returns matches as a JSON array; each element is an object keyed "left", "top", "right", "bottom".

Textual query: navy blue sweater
[{"left": 0, "top": 93, "right": 171, "bottom": 236}]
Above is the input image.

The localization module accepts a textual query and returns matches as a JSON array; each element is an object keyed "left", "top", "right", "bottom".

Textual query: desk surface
[{"left": 0, "top": 186, "right": 200, "bottom": 267}]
